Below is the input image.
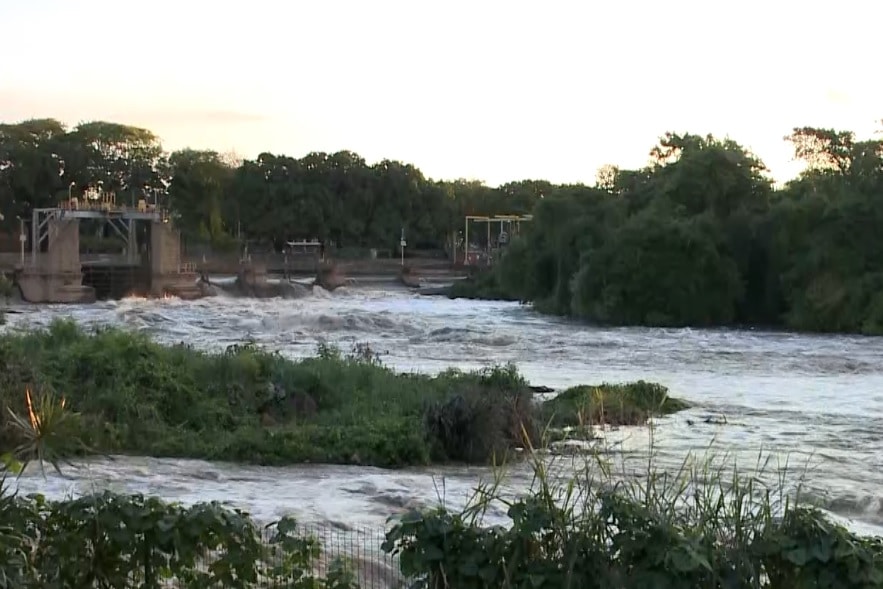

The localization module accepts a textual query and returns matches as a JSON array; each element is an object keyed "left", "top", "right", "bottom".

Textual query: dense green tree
[
  {"left": 767, "top": 128, "right": 883, "bottom": 333},
  {"left": 62, "top": 121, "right": 167, "bottom": 204},
  {"left": 572, "top": 211, "right": 742, "bottom": 326},
  {"left": 167, "top": 149, "right": 235, "bottom": 243},
  {"left": 2, "top": 115, "right": 882, "bottom": 334},
  {"left": 495, "top": 184, "right": 619, "bottom": 313},
  {"left": 0, "top": 119, "right": 69, "bottom": 230},
  {"left": 475, "top": 126, "right": 883, "bottom": 334}
]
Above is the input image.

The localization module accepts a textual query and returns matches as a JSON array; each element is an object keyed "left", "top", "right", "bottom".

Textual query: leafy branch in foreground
[{"left": 0, "top": 492, "right": 365, "bottom": 588}]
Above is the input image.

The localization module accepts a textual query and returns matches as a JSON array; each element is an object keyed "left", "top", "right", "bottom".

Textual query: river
[{"left": 5, "top": 285, "right": 883, "bottom": 537}]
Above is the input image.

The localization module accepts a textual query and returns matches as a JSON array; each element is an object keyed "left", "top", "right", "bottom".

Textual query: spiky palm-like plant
[{"left": 0, "top": 388, "right": 77, "bottom": 587}]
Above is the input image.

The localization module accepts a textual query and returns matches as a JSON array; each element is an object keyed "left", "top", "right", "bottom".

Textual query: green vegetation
[
  {"left": 452, "top": 129, "right": 883, "bottom": 335},
  {"left": 5, "top": 118, "right": 880, "bottom": 332},
  {"left": 4, "top": 435, "right": 883, "bottom": 588},
  {"left": 0, "top": 490, "right": 360, "bottom": 589},
  {"left": 447, "top": 270, "right": 518, "bottom": 302},
  {"left": 0, "top": 119, "right": 540, "bottom": 254},
  {"left": 0, "top": 320, "right": 687, "bottom": 469},
  {"left": 0, "top": 274, "right": 12, "bottom": 326},
  {"left": 384, "top": 449, "right": 883, "bottom": 589},
  {"left": 0, "top": 325, "right": 879, "bottom": 588},
  {"left": 0, "top": 367, "right": 357, "bottom": 588},
  {"left": 0, "top": 274, "right": 13, "bottom": 301},
  {"left": 541, "top": 380, "right": 690, "bottom": 429}
]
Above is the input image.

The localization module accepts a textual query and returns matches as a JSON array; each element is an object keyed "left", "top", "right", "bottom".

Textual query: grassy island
[
  {"left": 2, "top": 321, "right": 881, "bottom": 589},
  {"left": 0, "top": 320, "right": 689, "bottom": 468}
]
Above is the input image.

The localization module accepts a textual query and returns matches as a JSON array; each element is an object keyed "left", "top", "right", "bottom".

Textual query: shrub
[
  {"left": 541, "top": 380, "right": 689, "bottom": 428},
  {"left": 0, "top": 490, "right": 361, "bottom": 588},
  {"left": 446, "top": 271, "right": 519, "bottom": 302},
  {"left": 0, "top": 274, "right": 13, "bottom": 302},
  {"left": 383, "top": 448, "right": 883, "bottom": 589}
]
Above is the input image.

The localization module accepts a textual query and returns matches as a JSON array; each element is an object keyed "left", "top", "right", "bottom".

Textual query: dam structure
[{"left": 14, "top": 195, "right": 202, "bottom": 303}]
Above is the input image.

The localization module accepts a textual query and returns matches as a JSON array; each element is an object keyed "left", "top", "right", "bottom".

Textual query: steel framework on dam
[
  {"left": 463, "top": 214, "right": 533, "bottom": 265},
  {"left": 29, "top": 192, "right": 170, "bottom": 266}
]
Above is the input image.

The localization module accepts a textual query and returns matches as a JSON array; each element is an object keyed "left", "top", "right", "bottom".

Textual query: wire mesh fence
[
  {"left": 282, "top": 524, "right": 406, "bottom": 589},
  {"left": 163, "top": 524, "right": 409, "bottom": 589}
]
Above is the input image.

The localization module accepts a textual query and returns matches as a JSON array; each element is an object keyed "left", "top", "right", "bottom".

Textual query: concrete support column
[
  {"left": 150, "top": 221, "right": 182, "bottom": 277},
  {"left": 127, "top": 219, "right": 137, "bottom": 263},
  {"left": 149, "top": 221, "right": 202, "bottom": 299},
  {"left": 17, "top": 218, "right": 95, "bottom": 303},
  {"left": 47, "top": 219, "right": 81, "bottom": 273}
]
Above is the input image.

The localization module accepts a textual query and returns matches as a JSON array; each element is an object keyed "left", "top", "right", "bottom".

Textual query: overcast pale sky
[{"left": 1, "top": 0, "right": 880, "bottom": 186}]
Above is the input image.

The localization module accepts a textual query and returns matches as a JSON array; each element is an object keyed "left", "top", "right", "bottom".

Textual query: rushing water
[{"left": 5, "top": 285, "right": 883, "bottom": 536}]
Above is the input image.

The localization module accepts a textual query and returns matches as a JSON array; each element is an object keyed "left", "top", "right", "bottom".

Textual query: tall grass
[{"left": 383, "top": 425, "right": 883, "bottom": 588}]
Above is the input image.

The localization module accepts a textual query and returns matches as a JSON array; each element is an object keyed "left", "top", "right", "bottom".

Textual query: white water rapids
[{"left": 4, "top": 285, "right": 883, "bottom": 537}]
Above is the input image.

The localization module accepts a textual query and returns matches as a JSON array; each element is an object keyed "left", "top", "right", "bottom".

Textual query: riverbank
[
  {"left": 4, "top": 290, "right": 882, "bottom": 534},
  {"left": 0, "top": 320, "right": 688, "bottom": 469},
  {"left": 9, "top": 456, "right": 882, "bottom": 588}
]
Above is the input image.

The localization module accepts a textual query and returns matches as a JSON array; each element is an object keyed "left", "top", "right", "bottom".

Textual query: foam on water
[{"left": 5, "top": 287, "right": 883, "bottom": 535}]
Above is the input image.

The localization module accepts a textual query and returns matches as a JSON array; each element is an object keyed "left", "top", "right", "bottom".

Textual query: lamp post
[
  {"left": 400, "top": 227, "right": 406, "bottom": 266},
  {"left": 18, "top": 217, "right": 25, "bottom": 266}
]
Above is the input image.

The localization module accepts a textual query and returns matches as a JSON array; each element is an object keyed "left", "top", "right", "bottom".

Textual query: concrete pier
[
  {"left": 17, "top": 219, "right": 95, "bottom": 303},
  {"left": 228, "top": 261, "right": 310, "bottom": 298},
  {"left": 315, "top": 263, "right": 349, "bottom": 291},
  {"left": 13, "top": 202, "right": 208, "bottom": 304},
  {"left": 149, "top": 221, "right": 203, "bottom": 299}
]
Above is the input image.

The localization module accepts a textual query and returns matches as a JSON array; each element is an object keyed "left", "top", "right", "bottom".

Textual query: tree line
[
  {"left": 2, "top": 117, "right": 881, "bottom": 333},
  {"left": 477, "top": 125, "right": 883, "bottom": 335},
  {"left": 0, "top": 118, "right": 539, "bottom": 253}
]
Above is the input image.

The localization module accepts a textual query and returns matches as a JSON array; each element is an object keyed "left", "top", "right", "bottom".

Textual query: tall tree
[
  {"left": 168, "top": 150, "right": 235, "bottom": 243},
  {"left": 63, "top": 121, "right": 167, "bottom": 203},
  {"left": 0, "top": 119, "right": 68, "bottom": 229}
]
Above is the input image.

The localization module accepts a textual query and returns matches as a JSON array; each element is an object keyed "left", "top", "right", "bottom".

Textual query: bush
[
  {"left": 0, "top": 489, "right": 360, "bottom": 588},
  {"left": 382, "top": 449, "right": 883, "bottom": 589},
  {"left": 446, "top": 271, "right": 519, "bottom": 302},
  {"left": 0, "top": 274, "right": 14, "bottom": 302},
  {"left": 424, "top": 366, "right": 538, "bottom": 463},
  {"left": 541, "top": 380, "right": 689, "bottom": 428},
  {"left": 0, "top": 379, "right": 362, "bottom": 588}
]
